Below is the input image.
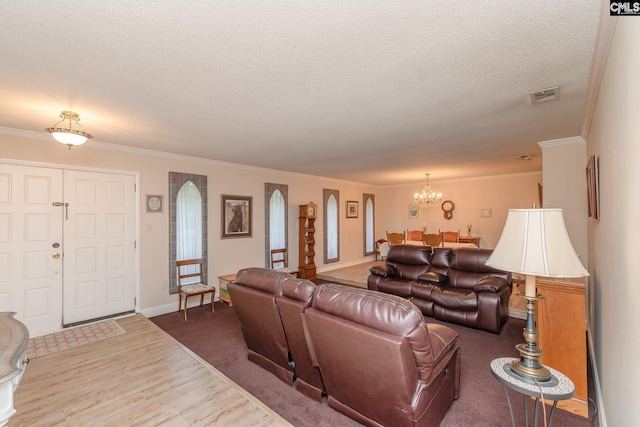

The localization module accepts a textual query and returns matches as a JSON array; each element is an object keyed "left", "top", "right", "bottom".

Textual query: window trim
[
  {"left": 169, "top": 172, "right": 208, "bottom": 294},
  {"left": 323, "top": 188, "right": 340, "bottom": 263},
  {"left": 363, "top": 193, "right": 375, "bottom": 256},
  {"left": 264, "top": 183, "right": 289, "bottom": 267}
]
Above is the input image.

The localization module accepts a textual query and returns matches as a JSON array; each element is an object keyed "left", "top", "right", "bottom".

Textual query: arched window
[
  {"left": 177, "top": 181, "right": 202, "bottom": 261},
  {"left": 324, "top": 189, "right": 339, "bottom": 263},
  {"left": 364, "top": 194, "right": 375, "bottom": 256},
  {"left": 169, "top": 172, "right": 207, "bottom": 293},
  {"left": 265, "top": 183, "right": 288, "bottom": 267}
]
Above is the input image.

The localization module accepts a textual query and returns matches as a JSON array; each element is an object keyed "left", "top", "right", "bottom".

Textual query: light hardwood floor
[
  {"left": 13, "top": 314, "right": 291, "bottom": 427},
  {"left": 316, "top": 261, "right": 383, "bottom": 288}
]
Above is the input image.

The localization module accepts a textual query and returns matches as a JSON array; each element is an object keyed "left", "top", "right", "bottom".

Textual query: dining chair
[
  {"left": 177, "top": 258, "right": 216, "bottom": 321},
  {"left": 374, "top": 239, "right": 388, "bottom": 260},
  {"left": 386, "top": 231, "right": 405, "bottom": 245},
  {"left": 440, "top": 229, "right": 461, "bottom": 243},
  {"left": 423, "top": 232, "right": 444, "bottom": 247},
  {"left": 270, "top": 248, "right": 288, "bottom": 269},
  {"left": 406, "top": 229, "right": 424, "bottom": 243}
]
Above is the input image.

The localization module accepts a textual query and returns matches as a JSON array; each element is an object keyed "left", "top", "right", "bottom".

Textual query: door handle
[{"left": 52, "top": 253, "right": 61, "bottom": 259}]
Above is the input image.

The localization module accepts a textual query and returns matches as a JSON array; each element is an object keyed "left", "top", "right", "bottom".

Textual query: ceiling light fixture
[
  {"left": 45, "top": 111, "right": 93, "bottom": 149},
  {"left": 414, "top": 173, "right": 442, "bottom": 207}
]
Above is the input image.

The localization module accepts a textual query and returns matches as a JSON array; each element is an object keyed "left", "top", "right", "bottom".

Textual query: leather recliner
[
  {"left": 368, "top": 245, "right": 512, "bottom": 333},
  {"left": 227, "top": 268, "right": 293, "bottom": 384},
  {"left": 275, "top": 276, "right": 326, "bottom": 401},
  {"left": 304, "top": 283, "right": 461, "bottom": 427}
]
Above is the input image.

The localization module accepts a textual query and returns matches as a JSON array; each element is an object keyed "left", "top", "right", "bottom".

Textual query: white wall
[
  {"left": 376, "top": 172, "right": 542, "bottom": 248},
  {"left": 585, "top": 16, "right": 640, "bottom": 426},
  {"left": 539, "top": 137, "right": 589, "bottom": 267}
]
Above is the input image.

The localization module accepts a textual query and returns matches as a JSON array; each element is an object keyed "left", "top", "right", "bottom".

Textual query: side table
[
  {"left": 490, "top": 357, "right": 575, "bottom": 427},
  {"left": 217, "top": 274, "right": 236, "bottom": 306}
]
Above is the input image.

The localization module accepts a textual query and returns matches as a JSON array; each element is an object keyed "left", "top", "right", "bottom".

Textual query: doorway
[{"left": 0, "top": 163, "right": 136, "bottom": 336}]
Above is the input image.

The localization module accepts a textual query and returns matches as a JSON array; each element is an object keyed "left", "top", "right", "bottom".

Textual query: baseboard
[
  {"left": 587, "top": 325, "right": 607, "bottom": 426},
  {"left": 508, "top": 308, "right": 527, "bottom": 320},
  {"left": 140, "top": 294, "right": 218, "bottom": 319}
]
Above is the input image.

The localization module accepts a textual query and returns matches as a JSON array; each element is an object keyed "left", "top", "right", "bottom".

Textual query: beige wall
[
  {"left": 1, "top": 131, "right": 543, "bottom": 317},
  {"left": 585, "top": 16, "right": 640, "bottom": 426},
  {"left": 376, "top": 172, "right": 542, "bottom": 248},
  {"left": 539, "top": 137, "right": 589, "bottom": 267},
  {"left": 1, "top": 132, "right": 377, "bottom": 315}
]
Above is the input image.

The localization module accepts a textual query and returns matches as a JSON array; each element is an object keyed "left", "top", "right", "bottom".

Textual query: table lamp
[{"left": 485, "top": 209, "right": 589, "bottom": 383}]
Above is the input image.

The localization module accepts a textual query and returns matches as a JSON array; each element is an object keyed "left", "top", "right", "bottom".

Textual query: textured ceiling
[{"left": 0, "top": 1, "right": 602, "bottom": 186}]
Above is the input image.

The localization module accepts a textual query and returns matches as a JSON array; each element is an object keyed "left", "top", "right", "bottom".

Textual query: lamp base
[
  {"left": 509, "top": 358, "right": 552, "bottom": 384},
  {"left": 511, "top": 289, "right": 552, "bottom": 384}
]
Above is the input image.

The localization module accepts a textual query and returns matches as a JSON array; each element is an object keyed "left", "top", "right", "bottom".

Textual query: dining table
[{"left": 378, "top": 240, "right": 477, "bottom": 258}]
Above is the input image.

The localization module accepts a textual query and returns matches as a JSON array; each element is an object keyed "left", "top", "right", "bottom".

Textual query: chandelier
[
  {"left": 414, "top": 173, "right": 442, "bottom": 207},
  {"left": 45, "top": 111, "right": 94, "bottom": 149}
]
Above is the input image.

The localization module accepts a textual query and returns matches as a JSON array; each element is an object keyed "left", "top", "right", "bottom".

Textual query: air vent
[{"left": 530, "top": 86, "right": 559, "bottom": 104}]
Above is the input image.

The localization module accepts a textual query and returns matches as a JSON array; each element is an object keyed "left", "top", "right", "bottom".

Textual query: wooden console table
[
  {"left": 536, "top": 276, "right": 587, "bottom": 418},
  {"left": 0, "top": 312, "right": 29, "bottom": 426}
]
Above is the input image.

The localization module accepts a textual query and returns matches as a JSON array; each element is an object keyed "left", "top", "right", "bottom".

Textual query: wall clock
[
  {"left": 146, "top": 194, "right": 163, "bottom": 213},
  {"left": 442, "top": 200, "right": 455, "bottom": 220}
]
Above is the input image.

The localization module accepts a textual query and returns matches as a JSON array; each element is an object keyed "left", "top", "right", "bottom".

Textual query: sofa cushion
[
  {"left": 387, "top": 245, "right": 433, "bottom": 280},
  {"left": 429, "top": 247, "right": 452, "bottom": 275},
  {"left": 417, "top": 271, "right": 447, "bottom": 285},
  {"left": 447, "top": 248, "right": 509, "bottom": 290},
  {"left": 369, "top": 263, "right": 396, "bottom": 277},
  {"left": 376, "top": 278, "right": 413, "bottom": 298},
  {"left": 474, "top": 276, "right": 509, "bottom": 293},
  {"left": 410, "top": 282, "right": 436, "bottom": 300},
  {"left": 429, "top": 287, "right": 477, "bottom": 311}
]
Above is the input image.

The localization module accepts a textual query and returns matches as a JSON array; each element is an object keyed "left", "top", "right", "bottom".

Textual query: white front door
[
  {"left": 62, "top": 170, "right": 136, "bottom": 326},
  {"left": 0, "top": 165, "right": 64, "bottom": 336}
]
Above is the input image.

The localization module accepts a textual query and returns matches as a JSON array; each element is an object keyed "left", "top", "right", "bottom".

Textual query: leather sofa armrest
[
  {"left": 369, "top": 264, "right": 397, "bottom": 277},
  {"left": 474, "top": 276, "right": 508, "bottom": 293},
  {"left": 417, "top": 271, "right": 447, "bottom": 285}
]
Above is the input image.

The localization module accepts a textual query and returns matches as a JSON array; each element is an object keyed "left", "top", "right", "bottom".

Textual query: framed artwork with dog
[{"left": 222, "top": 195, "right": 252, "bottom": 238}]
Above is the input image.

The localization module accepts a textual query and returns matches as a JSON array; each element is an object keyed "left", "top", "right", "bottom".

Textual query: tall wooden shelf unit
[{"left": 298, "top": 202, "right": 317, "bottom": 281}]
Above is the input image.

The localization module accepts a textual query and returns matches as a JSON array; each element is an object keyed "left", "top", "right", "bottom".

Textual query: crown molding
[{"left": 538, "top": 136, "right": 585, "bottom": 148}]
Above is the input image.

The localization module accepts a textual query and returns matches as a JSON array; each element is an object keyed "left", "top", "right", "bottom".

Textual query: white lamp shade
[{"left": 485, "top": 209, "right": 588, "bottom": 278}]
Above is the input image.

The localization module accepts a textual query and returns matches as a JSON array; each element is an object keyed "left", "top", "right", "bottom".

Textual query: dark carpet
[{"left": 151, "top": 302, "right": 598, "bottom": 426}]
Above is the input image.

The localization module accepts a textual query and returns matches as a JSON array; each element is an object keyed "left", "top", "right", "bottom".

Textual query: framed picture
[
  {"left": 222, "top": 195, "right": 252, "bottom": 238},
  {"left": 146, "top": 194, "right": 163, "bottom": 213},
  {"left": 408, "top": 203, "right": 419, "bottom": 219},
  {"left": 346, "top": 200, "right": 358, "bottom": 218},
  {"left": 586, "top": 155, "right": 600, "bottom": 220}
]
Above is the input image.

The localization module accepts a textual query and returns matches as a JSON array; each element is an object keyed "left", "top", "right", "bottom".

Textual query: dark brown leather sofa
[
  {"left": 368, "top": 245, "right": 512, "bottom": 333},
  {"left": 275, "top": 275, "right": 325, "bottom": 401},
  {"left": 227, "top": 268, "right": 293, "bottom": 383},
  {"left": 228, "top": 268, "right": 325, "bottom": 400},
  {"left": 305, "top": 283, "right": 460, "bottom": 427}
]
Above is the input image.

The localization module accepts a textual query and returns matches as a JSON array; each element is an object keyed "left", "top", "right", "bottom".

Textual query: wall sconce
[{"left": 45, "top": 111, "right": 93, "bottom": 149}]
